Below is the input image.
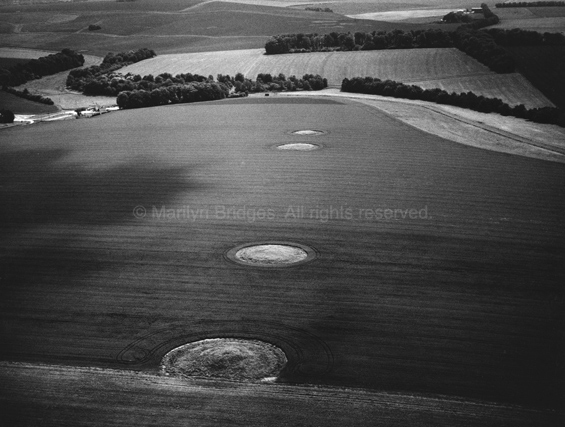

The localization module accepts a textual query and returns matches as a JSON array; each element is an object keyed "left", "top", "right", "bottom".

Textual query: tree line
[
  {"left": 66, "top": 48, "right": 156, "bottom": 93},
  {"left": 341, "top": 77, "right": 564, "bottom": 127},
  {"left": 114, "top": 73, "right": 327, "bottom": 109},
  {"left": 117, "top": 81, "right": 229, "bottom": 109},
  {"left": 483, "top": 28, "right": 565, "bottom": 45},
  {"left": 70, "top": 69, "right": 327, "bottom": 97},
  {"left": 264, "top": 4, "right": 525, "bottom": 73},
  {"left": 305, "top": 7, "right": 333, "bottom": 12},
  {"left": 3, "top": 86, "right": 54, "bottom": 105},
  {"left": 495, "top": 1, "right": 565, "bottom": 7},
  {"left": 0, "top": 49, "right": 84, "bottom": 87},
  {"left": 266, "top": 27, "right": 516, "bottom": 72}
]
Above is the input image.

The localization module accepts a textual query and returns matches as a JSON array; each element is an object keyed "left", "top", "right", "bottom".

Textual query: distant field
[
  {"left": 0, "top": 1, "right": 451, "bottom": 55},
  {"left": 490, "top": 16, "right": 565, "bottom": 31},
  {"left": 303, "top": 0, "right": 481, "bottom": 15},
  {"left": 120, "top": 48, "right": 553, "bottom": 108},
  {"left": 0, "top": 2, "right": 425, "bottom": 36},
  {"left": 0, "top": 0, "right": 204, "bottom": 12},
  {"left": 492, "top": 5, "right": 565, "bottom": 31},
  {"left": 0, "top": 47, "right": 55, "bottom": 58},
  {"left": 345, "top": 9, "right": 455, "bottom": 22}
]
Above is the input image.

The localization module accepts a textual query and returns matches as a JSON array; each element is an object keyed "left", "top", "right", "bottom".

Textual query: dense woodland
[
  {"left": 0, "top": 49, "right": 84, "bottom": 87},
  {"left": 115, "top": 73, "right": 327, "bottom": 109},
  {"left": 265, "top": 4, "right": 533, "bottom": 73},
  {"left": 495, "top": 1, "right": 565, "bottom": 7},
  {"left": 66, "top": 48, "right": 156, "bottom": 92},
  {"left": 266, "top": 27, "right": 515, "bottom": 73},
  {"left": 341, "top": 77, "right": 565, "bottom": 127}
]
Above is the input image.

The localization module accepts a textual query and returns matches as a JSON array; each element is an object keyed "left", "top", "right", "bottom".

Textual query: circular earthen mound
[
  {"left": 161, "top": 338, "right": 287, "bottom": 381},
  {"left": 276, "top": 143, "right": 320, "bottom": 151},
  {"left": 291, "top": 130, "right": 325, "bottom": 136}
]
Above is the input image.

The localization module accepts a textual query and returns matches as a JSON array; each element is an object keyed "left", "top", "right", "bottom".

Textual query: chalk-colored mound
[
  {"left": 277, "top": 143, "right": 320, "bottom": 151},
  {"left": 161, "top": 338, "right": 287, "bottom": 381},
  {"left": 292, "top": 130, "right": 325, "bottom": 135},
  {"left": 235, "top": 244, "right": 308, "bottom": 265}
]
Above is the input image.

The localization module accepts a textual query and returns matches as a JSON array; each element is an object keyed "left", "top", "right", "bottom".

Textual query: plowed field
[{"left": 1, "top": 98, "right": 564, "bottom": 422}]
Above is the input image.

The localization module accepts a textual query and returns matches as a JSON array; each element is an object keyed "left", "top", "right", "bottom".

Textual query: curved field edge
[
  {"left": 265, "top": 90, "right": 565, "bottom": 163},
  {"left": 0, "top": 363, "right": 561, "bottom": 427},
  {"left": 119, "top": 48, "right": 554, "bottom": 108}
]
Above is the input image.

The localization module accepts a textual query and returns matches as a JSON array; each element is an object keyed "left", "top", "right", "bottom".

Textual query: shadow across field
[
  {"left": 0, "top": 145, "right": 201, "bottom": 361},
  {"left": 0, "top": 147, "right": 196, "bottom": 236}
]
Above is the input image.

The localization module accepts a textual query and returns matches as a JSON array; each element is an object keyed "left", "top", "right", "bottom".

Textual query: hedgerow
[
  {"left": 341, "top": 76, "right": 565, "bottom": 127},
  {"left": 115, "top": 73, "right": 328, "bottom": 109},
  {"left": 0, "top": 49, "right": 84, "bottom": 87},
  {"left": 66, "top": 48, "right": 156, "bottom": 93}
]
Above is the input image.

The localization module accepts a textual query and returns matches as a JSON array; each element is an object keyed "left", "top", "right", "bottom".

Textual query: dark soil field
[
  {"left": 0, "top": 90, "right": 59, "bottom": 114},
  {"left": 1, "top": 97, "right": 564, "bottom": 424}
]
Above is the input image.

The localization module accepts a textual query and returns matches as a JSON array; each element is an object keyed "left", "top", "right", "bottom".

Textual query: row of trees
[
  {"left": 69, "top": 67, "right": 327, "bottom": 98},
  {"left": 2, "top": 86, "right": 54, "bottom": 105},
  {"left": 0, "top": 49, "right": 84, "bottom": 87},
  {"left": 483, "top": 28, "right": 565, "bottom": 46},
  {"left": 266, "top": 27, "right": 515, "bottom": 72},
  {"left": 264, "top": 4, "right": 524, "bottom": 72},
  {"left": 455, "top": 28, "right": 515, "bottom": 72},
  {"left": 219, "top": 72, "right": 328, "bottom": 92},
  {"left": 116, "top": 82, "right": 229, "bottom": 109},
  {"left": 341, "top": 77, "right": 565, "bottom": 127},
  {"left": 495, "top": 1, "right": 565, "bottom": 7},
  {"left": 114, "top": 72, "right": 328, "bottom": 109},
  {"left": 66, "top": 48, "right": 156, "bottom": 92},
  {"left": 305, "top": 7, "right": 333, "bottom": 12}
]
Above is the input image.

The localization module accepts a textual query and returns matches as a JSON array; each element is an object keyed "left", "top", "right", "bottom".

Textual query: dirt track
[{"left": 1, "top": 362, "right": 561, "bottom": 427}]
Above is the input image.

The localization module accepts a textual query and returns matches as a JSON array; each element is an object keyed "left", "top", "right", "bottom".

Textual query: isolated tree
[{"left": 0, "top": 109, "right": 15, "bottom": 123}]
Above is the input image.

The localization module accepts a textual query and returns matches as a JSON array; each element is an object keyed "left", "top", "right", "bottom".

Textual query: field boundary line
[
  {"left": 266, "top": 91, "right": 565, "bottom": 161},
  {"left": 0, "top": 360, "right": 558, "bottom": 415}
]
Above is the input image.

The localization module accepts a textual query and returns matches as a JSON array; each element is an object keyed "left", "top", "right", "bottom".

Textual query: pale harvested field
[
  {"left": 120, "top": 48, "right": 489, "bottom": 84},
  {"left": 491, "top": 17, "right": 565, "bottom": 32},
  {"left": 1, "top": 362, "right": 560, "bottom": 426},
  {"left": 15, "top": 51, "right": 112, "bottom": 110},
  {"left": 1, "top": 98, "right": 564, "bottom": 419},
  {"left": 408, "top": 73, "right": 554, "bottom": 108},
  {"left": 0, "top": 47, "right": 56, "bottom": 59},
  {"left": 346, "top": 8, "right": 454, "bottom": 21},
  {"left": 270, "top": 90, "right": 565, "bottom": 162},
  {"left": 120, "top": 48, "right": 554, "bottom": 108}
]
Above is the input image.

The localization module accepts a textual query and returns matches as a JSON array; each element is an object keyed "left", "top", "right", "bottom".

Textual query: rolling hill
[
  {"left": 1, "top": 98, "right": 564, "bottom": 415},
  {"left": 119, "top": 48, "right": 554, "bottom": 108}
]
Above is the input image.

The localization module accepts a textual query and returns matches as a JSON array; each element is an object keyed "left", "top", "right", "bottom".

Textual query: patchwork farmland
[
  {"left": 119, "top": 48, "right": 554, "bottom": 108},
  {"left": 1, "top": 97, "right": 564, "bottom": 425}
]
